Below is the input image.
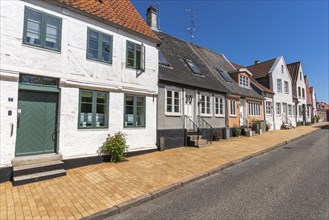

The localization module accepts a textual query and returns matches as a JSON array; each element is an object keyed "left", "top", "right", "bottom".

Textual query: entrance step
[
  {"left": 12, "top": 154, "right": 66, "bottom": 186},
  {"left": 13, "top": 169, "right": 66, "bottom": 186},
  {"left": 12, "top": 153, "right": 62, "bottom": 167},
  {"left": 13, "top": 161, "right": 65, "bottom": 177}
]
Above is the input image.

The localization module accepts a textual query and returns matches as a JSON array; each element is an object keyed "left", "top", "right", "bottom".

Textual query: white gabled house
[
  {"left": 0, "top": 0, "right": 159, "bottom": 183},
  {"left": 247, "top": 57, "right": 296, "bottom": 130},
  {"left": 287, "top": 62, "right": 308, "bottom": 124}
]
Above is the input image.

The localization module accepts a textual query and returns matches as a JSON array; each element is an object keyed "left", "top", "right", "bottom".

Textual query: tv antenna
[
  {"left": 185, "top": 9, "right": 196, "bottom": 43},
  {"left": 155, "top": 1, "right": 161, "bottom": 30}
]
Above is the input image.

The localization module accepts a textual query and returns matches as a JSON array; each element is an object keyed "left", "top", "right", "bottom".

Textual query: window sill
[
  {"left": 86, "top": 57, "right": 112, "bottom": 66},
  {"left": 200, "top": 114, "right": 212, "bottom": 118},
  {"left": 78, "top": 127, "right": 109, "bottom": 130},
  {"left": 165, "top": 113, "right": 182, "bottom": 117},
  {"left": 124, "top": 126, "right": 146, "bottom": 129},
  {"left": 230, "top": 115, "right": 237, "bottom": 117},
  {"left": 215, "top": 115, "right": 225, "bottom": 118}
]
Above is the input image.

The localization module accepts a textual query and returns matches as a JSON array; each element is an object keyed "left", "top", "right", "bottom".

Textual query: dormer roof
[
  {"left": 247, "top": 58, "right": 277, "bottom": 79},
  {"left": 287, "top": 62, "right": 301, "bottom": 85}
]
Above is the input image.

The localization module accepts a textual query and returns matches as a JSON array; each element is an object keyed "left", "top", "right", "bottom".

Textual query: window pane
[
  {"left": 136, "top": 45, "right": 141, "bottom": 70},
  {"left": 127, "top": 42, "right": 135, "bottom": 67},
  {"left": 136, "top": 96, "right": 145, "bottom": 127},
  {"left": 45, "top": 16, "right": 60, "bottom": 49},
  {"left": 97, "top": 92, "right": 106, "bottom": 103},
  {"left": 166, "top": 91, "right": 172, "bottom": 112},
  {"left": 102, "top": 34, "right": 111, "bottom": 62},
  {"left": 80, "top": 103, "right": 92, "bottom": 127},
  {"left": 26, "top": 10, "right": 42, "bottom": 45},
  {"left": 81, "top": 91, "right": 92, "bottom": 102},
  {"left": 88, "top": 31, "right": 99, "bottom": 58}
]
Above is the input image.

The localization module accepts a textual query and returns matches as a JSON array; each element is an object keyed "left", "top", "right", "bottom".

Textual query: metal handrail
[
  {"left": 282, "top": 113, "right": 292, "bottom": 125},
  {"left": 197, "top": 116, "right": 213, "bottom": 144},
  {"left": 184, "top": 115, "right": 200, "bottom": 146}
]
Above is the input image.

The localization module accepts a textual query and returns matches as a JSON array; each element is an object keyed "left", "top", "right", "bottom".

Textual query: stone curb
[{"left": 84, "top": 125, "right": 327, "bottom": 219}]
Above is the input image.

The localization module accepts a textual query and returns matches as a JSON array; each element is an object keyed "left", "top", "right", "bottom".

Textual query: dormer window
[
  {"left": 239, "top": 75, "right": 249, "bottom": 87},
  {"left": 159, "top": 51, "right": 170, "bottom": 66},
  {"left": 184, "top": 59, "right": 202, "bottom": 75},
  {"left": 219, "top": 71, "right": 232, "bottom": 82}
]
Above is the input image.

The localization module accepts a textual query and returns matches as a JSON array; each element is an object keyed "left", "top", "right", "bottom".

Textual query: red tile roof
[
  {"left": 231, "top": 61, "right": 274, "bottom": 94},
  {"left": 231, "top": 62, "right": 245, "bottom": 69},
  {"left": 57, "top": 0, "right": 159, "bottom": 41},
  {"left": 287, "top": 62, "right": 300, "bottom": 85},
  {"left": 247, "top": 58, "right": 276, "bottom": 79}
]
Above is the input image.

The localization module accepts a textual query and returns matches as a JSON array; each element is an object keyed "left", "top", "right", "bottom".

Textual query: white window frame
[
  {"left": 266, "top": 101, "right": 272, "bottom": 115},
  {"left": 248, "top": 102, "right": 261, "bottom": 116},
  {"left": 298, "top": 87, "right": 301, "bottom": 99},
  {"left": 281, "top": 65, "right": 284, "bottom": 73},
  {"left": 302, "top": 88, "right": 305, "bottom": 99},
  {"left": 165, "top": 88, "right": 182, "bottom": 116},
  {"left": 230, "top": 100, "right": 236, "bottom": 116},
  {"left": 214, "top": 97, "right": 225, "bottom": 117},
  {"left": 239, "top": 75, "right": 249, "bottom": 88},
  {"left": 277, "top": 79, "right": 282, "bottom": 93},
  {"left": 284, "top": 81, "right": 289, "bottom": 94},
  {"left": 276, "top": 103, "right": 281, "bottom": 115},
  {"left": 200, "top": 94, "right": 212, "bottom": 116}
]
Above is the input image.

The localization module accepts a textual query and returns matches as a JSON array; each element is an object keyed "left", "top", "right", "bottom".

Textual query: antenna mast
[
  {"left": 155, "top": 1, "right": 161, "bottom": 30},
  {"left": 185, "top": 9, "right": 196, "bottom": 43}
]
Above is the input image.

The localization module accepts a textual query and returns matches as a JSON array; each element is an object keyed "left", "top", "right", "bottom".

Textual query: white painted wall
[
  {"left": 294, "top": 64, "right": 307, "bottom": 123},
  {"left": 0, "top": 0, "right": 158, "bottom": 167},
  {"left": 269, "top": 57, "right": 296, "bottom": 130},
  {"left": 264, "top": 96, "right": 275, "bottom": 130}
]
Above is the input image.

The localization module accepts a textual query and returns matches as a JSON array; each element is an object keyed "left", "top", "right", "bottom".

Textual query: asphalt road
[{"left": 108, "top": 127, "right": 329, "bottom": 220}]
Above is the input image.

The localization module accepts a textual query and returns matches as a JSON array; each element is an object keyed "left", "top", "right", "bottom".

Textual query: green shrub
[
  {"left": 265, "top": 123, "right": 271, "bottom": 131},
  {"left": 316, "top": 115, "right": 320, "bottom": 123},
  {"left": 99, "top": 132, "right": 128, "bottom": 162},
  {"left": 311, "top": 116, "right": 315, "bottom": 124},
  {"left": 213, "top": 131, "right": 222, "bottom": 141},
  {"left": 232, "top": 125, "right": 241, "bottom": 137}
]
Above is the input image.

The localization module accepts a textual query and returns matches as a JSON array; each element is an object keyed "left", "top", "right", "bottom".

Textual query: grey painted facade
[{"left": 157, "top": 82, "right": 226, "bottom": 149}]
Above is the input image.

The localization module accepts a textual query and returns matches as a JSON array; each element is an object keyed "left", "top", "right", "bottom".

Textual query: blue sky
[{"left": 131, "top": 0, "right": 329, "bottom": 103}]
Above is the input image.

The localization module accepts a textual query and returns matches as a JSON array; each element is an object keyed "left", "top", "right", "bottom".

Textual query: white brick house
[
  {"left": 0, "top": 0, "right": 159, "bottom": 181},
  {"left": 248, "top": 57, "right": 296, "bottom": 130}
]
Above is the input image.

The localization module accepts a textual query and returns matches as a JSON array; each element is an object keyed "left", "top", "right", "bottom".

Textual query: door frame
[
  {"left": 240, "top": 99, "right": 246, "bottom": 126},
  {"left": 16, "top": 74, "right": 60, "bottom": 156}
]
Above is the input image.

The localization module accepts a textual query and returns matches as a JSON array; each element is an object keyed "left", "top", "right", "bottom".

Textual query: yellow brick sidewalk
[{"left": 0, "top": 122, "right": 327, "bottom": 220}]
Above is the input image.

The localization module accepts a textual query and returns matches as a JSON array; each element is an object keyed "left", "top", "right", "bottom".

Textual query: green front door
[{"left": 16, "top": 91, "right": 58, "bottom": 156}]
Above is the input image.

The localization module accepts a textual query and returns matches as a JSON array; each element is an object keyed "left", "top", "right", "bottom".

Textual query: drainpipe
[{"left": 225, "top": 92, "right": 230, "bottom": 139}]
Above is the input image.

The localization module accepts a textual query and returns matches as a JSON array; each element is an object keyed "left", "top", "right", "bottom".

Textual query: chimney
[
  {"left": 254, "top": 60, "right": 261, "bottom": 65},
  {"left": 146, "top": 6, "right": 157, "bottom": 30}
]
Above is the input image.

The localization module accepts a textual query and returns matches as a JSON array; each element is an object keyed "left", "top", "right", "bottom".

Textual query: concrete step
[
  {"left": 13, "top": 169, "right": 66, "bottom": 186},
  {"left": 12, "top": 153, "right": 62, "bottom": 167},
  {"left": 13, "top": 161, "right": 65, "bottom": 177}
]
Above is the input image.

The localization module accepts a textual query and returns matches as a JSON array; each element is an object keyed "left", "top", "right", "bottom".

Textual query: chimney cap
[{"left": 147, "top": 6, "right": 156, "bottom": 14}]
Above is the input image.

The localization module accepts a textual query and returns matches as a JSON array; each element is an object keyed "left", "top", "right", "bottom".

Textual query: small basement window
[{"left": 185, "top": 59, "right": 202, "bottom": 75}]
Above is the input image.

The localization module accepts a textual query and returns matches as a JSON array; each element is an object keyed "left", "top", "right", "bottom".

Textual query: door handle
[
  {"left": 52, "top": 132, "right": 55, "bottom": 141},
  {"left": 17, "top": 113, "right": 20, "bottom": 128}
]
